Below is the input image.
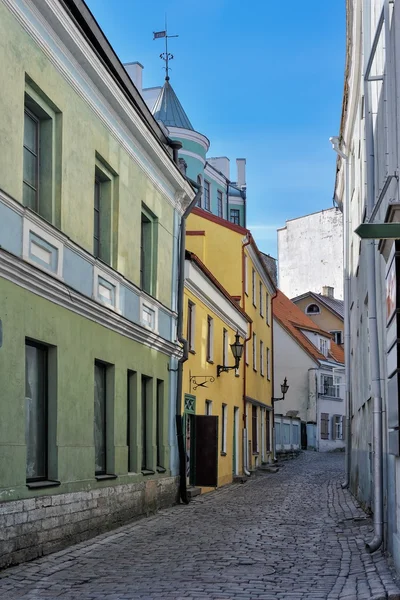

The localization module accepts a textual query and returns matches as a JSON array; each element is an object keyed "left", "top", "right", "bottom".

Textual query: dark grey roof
[
  {"left": 152, "top": 79, "right": 194, "bottom": 131},
  {"left": 260, "top": 253, "right": 278, "bottom": 287},
  {"left": 292, "top": 292, "right": 344, "bottom": 319}
]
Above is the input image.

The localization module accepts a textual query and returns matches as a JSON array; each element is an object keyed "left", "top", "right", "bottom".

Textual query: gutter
[{"left": 175, "top": 177, "right": 202, "bottom": 504}]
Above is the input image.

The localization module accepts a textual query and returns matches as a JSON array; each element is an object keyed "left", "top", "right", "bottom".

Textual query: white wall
[
  {"left": 278, "top": 208, "right": 344, "bottom": 300},
  {"left": 317, "top": 397, "right": 345, "bottom": 452},
  {"left": 273, "top": 320, "right": 318, "bottom": 422}
]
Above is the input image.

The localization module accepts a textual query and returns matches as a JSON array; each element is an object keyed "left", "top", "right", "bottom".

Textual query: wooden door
[{"left": 193, "top": 415, "right": 218, "bottom": 487}]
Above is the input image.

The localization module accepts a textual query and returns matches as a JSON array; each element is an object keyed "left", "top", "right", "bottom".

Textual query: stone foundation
[{"left": 0, "top": 476, "right": 179, "bottom": 569}]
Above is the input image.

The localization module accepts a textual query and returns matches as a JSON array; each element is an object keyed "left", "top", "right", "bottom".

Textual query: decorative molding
[
  {"left": 0, "top": 249, "right": 181, "bottom": 358},
  {"left": 179, "top": 149, "right": 206, "bottom": 166},
  {"left": 22, "top": 216, "right": 64, "bottom": 279},
  {"left": 3, "top": 0, "right": 193, "bottom": 214},
  {"left": 140, "top": 296, "right": 159, "bottom": 334},
  {"left": 93, "top": 266, "right": 121, "bottom": 314},
  {"left": 228, "top": 197, "right": 245, "bottom": 206},
  {"left": 168, "top": 127, "right": 210, "bottom": 152}
]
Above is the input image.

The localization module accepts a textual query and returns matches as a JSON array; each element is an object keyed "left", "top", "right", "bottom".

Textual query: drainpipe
[
  {"left": 242, "top": 234, "right": 252, "bottom": 476},
  {"left": 226, "top": 178, "right": 230, "bottom": 221},
  {"left": 364, "top": 1, "right": 383, "bottom": 553},
  {"left": 329, "top": 137, "right": 351, "bottom": 488},
  {"left": 270, "top": 290, "right": 278, "bottom": 461},
  {"left": 176, "top": 179, "right": 202, "bottom": 504}
]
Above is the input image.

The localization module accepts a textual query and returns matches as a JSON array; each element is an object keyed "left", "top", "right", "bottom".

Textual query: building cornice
[{"left": 168, "top": 127, "right": 210, "bottom": 153}]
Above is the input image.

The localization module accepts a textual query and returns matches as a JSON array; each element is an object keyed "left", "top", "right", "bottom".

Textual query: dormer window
[
  {"left": 319, "top": 338, "right": 328, "bottom": 356},
  {"left": 306, "top": 303, "right": 320, "bottom": 315}
]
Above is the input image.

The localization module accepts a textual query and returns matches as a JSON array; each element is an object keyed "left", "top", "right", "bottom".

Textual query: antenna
[{"left": 153, "top": 16, "right": 178, "bottom": 81}]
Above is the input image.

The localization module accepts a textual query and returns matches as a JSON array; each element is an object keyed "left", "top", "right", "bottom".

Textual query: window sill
[
  {"left": 220, "top": 452, "right": 227, "bottom": 457},
  {"left": 156, "top": 466, "right": 166, "bottom": 474},
  {"left": 95, "top": 474, "right": 118, "bottom": 481},
  {"left": 141, "top": 469, "right": 155, "bottom": 476},
  {"left": 26, "top": 479, "right": 61, "bottom": 490}
]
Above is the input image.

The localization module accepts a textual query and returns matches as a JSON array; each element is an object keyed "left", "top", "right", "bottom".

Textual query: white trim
[
  {"left": 168, "top": 127, "right": 210, "bottom": 152},
  {"left": 187, "top": 300, "right": 196, "bottom": 352},
  {"left": 223, "top": 328, "right": 228, "bottom": 367},
  {"left": 207, "top": 315, "right": 214, "bottom": 362},
  {"left": 247, "top": 245, "right": 275, "bottom": 295},
  {"left": 305, "top": 302, "right": 321, "bottom": 315},
  {"left": 93, "top": 265, "right": 121, "bottom": 313},
  {"left": 0, "top": 249, "right": 181, "bottom": 358},
  {"left": 184, "top": 261, "right": 248, "bottom": 338},
  {"left": 260, "top": 340, "right": 264, "bottom": 376},
  {"left": 266, "top": 347, "right": 271, "bottom": 380},
  {"left": 228, "top": 197, "right": 245, "bottom": 206},
  {"left": 244, "top": 254, "right": 248, "bottom": 296},
  {"left": 140, "top": 296, "right": 159, "bottom": 334},
  {"left": 0, "top": 190, "right": 176, "bottom": 318},
  {"left": 204, "top": 163, "right": 227, "bottom": 188},
  {"left": 221, "top": 403, "right": 227, "bottom": 453},
  {"left": 22, "top": 216, "right": 64, "bottom": 279},
  {"left": 179, "top": 149, "right": 206, "bottom": 166},
  {"left": 253, "top": 332, "right": 257, "bottom": 371},
  {"left": 4, "top": 0, "right": 193, "bottom": 213}
]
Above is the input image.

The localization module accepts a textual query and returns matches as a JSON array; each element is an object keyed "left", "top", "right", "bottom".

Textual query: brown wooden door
[{"left": 193, "top": 415, "right": 218, "bottom": 487}]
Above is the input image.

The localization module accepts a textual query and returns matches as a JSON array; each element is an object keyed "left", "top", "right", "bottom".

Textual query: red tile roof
[{"left": 273, "top": 290, "right": 344, "bottom": 365}]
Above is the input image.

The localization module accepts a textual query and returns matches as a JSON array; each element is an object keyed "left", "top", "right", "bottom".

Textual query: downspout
[
  {"left": 308, "top": 367, "right": 319, "bottom": 451},
  {"left": 242, "top": 234, "right": 252, "bottom": 476},
  {"left": 176, "top": 178, "right": 202, "bottom": 504},
  {"left": 271, "top": 289, "right": 278, "bottom": 462},
  {"left": 226, "top": 178, "right": 230, "bottom": 221},
  {"left": 364, "top": 1, "right": 383, "bottom": 553},
  {"left": 342, "top": 153, "right": 351, "bottom": 489}
]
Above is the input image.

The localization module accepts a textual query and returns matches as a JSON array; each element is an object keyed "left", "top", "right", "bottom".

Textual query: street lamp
[
  {"left": 272, "top": 377, "right": 289, "bottom": 401},
  {"left": 217, "top": 332, "right": 244, "bottom": 377}
]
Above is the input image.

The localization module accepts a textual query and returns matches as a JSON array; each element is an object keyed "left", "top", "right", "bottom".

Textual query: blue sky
[{"left": 86, "top": 0, "right": 345, "bottom": 257}]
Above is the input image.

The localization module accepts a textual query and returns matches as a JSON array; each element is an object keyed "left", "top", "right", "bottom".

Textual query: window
[
  {"left": 187, "top": 301, "right": 196, "bottom": 352},
  {"left": 266, "top": 292, "right": 270, "bottom": 325},
  {"left": 207, "top": 315, "right": 214, "bottom": 362},
  {"left": 25, "top": 341, "right": 48, "bottom": 481},
  {"left": 127, "top": 370, "right": 135, "bottom": 472},
  {"left": 319, "top": 338, "right": 328, "bottom": 357},
  {"left": 252, "top": 405, "right": 258, "bottom": 453},
  {"left": 245, "top": 339, "right": 249, "bottom": 365},
  {"left": 306, "top": 303, "right": 320, "bottom": 315},
  {"left": 223, "top": 328, "right": 228, "bottom": 366},
  {"left": 221, "top": 404, "right": 227, "bottom": 453},
  {"left": 141, "top": 376, "right": 150, "bottom": 470},
  {"left": 217, "top": 190, "right": 223, "bottom": 218},
  {"left": 204, "top": 180, "right": 211, "bottom": 211},
  {"left": 93, "top": 177, "right": 101, "bottom": 258},
  {"left": 253, "top": 333, "right": 257, "bottom": 370},
  {"left": 244, "top": 254, "right": 248, "bottom": 295},
  {"left": 260, "top": 340, "right": 264, "bottom": 376},
  {"left": 197, "top": 175, "right": 202, "bottom": 207},
  {"left": 23, "top": 83, "right": 61, "bottom": 223},
  {"left": 156, "top": 380, "right": 164, "bottom": 468},
  {"left": 321, "top": 374, "right": 340, "bottom": 397},
  {"left": 331, "top": 330, "right": 343, "bottom": 345},
  {"left": 259, "top": 282, "right": 263, "bottom": 316},
  {"left": 320, "top": 412, "right": 329, "bottom": 440},
  {"left": 230, "top": 209, "right": 240, "bottom": 225},
  {"left": 266, "top": 347, "right": 271, "bottom": 380},
  {"left": 332, "top": 415, "right": 342, "bottom": 440},
  {"left": 266, "top": 410, "right": 271, "bottom": 451},
  {"left": 94, "top": 361, "right": 107, "bottom": 475},
  {"left": 205, "top": 400, "right": 213, "bottom": 415},
  {"left": 252, "top": 269, "right": 256, "bottom": 306},
  {"left": 141, "top": 206, "right": 158, "bottom": 295}
]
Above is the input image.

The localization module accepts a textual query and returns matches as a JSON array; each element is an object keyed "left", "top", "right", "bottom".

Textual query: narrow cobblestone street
[{"left": 0, "top": 453, "right": 399, "bottom": 600}]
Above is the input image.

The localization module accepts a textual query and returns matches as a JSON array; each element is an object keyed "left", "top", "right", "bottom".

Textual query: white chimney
[
  {"left": 236, "top": 158, "right": 246, "bottom": 189},
  {"left": 322, "top": 286, "right": 334, "bottom": 298},
  {"left": 124, "top": 62, "right": 144, "bottom": 92},
  {"left": 208, "top": 157, "right": 230, "bottom": 179}
]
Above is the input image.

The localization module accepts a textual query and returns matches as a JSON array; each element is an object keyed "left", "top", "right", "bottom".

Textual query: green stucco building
[{"left": 0, "top": 0, "right": 194, "bottom": 568}]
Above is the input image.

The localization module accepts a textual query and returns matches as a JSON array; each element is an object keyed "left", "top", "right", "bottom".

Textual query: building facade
[
  {"left": 185, "top": 209, "right": 277, "bottom": 474},
  {"left": 333, "top": 0, "right": 400, "bottom": 572},
  {"left": 124, "top": 63, "right": 247, "bottom": 228},
  {"left": 273, "top": 291, "right": 345, "bottom": 453},
  {"left": 183, "top": 251, "right": 250, "bottom": 491},
  {"left": 0, "top": 0, "right": 194, "bottom": 568},
  {"left": 278, "top": 208, "right": 344, "bottom": 300},
  {"left": 292, "top": 289, "right": 344, "bottom": 346}
]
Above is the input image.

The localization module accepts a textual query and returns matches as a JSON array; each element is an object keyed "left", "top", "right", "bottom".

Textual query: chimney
[
  {"left": 322, "top": 286, "right": 334, "bottom": 298},
  {"left": 208, "top": 157, "right": 230, "bottom": 179},
  {"left": 236, "top": 158, "right": 246, "bottom": 189},
  {"left": 124, "top": 62, "right": 144, "bottom": 92}
]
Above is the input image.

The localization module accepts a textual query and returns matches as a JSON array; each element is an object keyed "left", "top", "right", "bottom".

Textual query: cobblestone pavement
[{"left": 0, "top": 452, "right": 399, "bottom": 600}]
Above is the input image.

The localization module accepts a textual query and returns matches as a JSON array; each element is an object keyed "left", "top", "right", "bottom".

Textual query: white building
[
  {"left": 278, "top": 208, "right": 344, "bottom": 300},
  {"left": 273, "top": 291, "right": 345, "bottom": 453},
  {"left": 333, "top": 0, "right": 400, "bottom": 573}
]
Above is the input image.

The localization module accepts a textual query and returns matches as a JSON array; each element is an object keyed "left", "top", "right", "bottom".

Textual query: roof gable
[
  {"left": 292, "top": 291, "right": 344, "bottom": 319},
  {"left": 152, "top": 80, "right": 194, "bottom": 130}
]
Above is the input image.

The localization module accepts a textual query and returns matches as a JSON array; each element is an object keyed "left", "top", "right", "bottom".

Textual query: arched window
[
  {"left": 306, "top": 303, "right": 320, "bottom": 315},
  {"left": 197, "top": 175, "right": 203, "bottom": 207}
]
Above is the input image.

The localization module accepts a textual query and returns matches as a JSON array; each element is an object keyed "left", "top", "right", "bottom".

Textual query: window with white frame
[
  {"left": 306, "top": 303, "right": 320, "bottom": 315},
  {"left": 319, "top": 337, "right": 328, "bottom": 357},
  {"left": 266, "top": 292, "right": 270, "bottom": 325},
  {"left": 259, "top": 282, "right": 263, "bottom": 316},
  {"left": 253, "top": 333, "right": 257, "bottom": 370},
  {"left": 223, "top": 328, "right": 228, "bottom": 366},
  {"left": 244, "top": 254, "right": 248, "bottom": 296},
  {"left": 260, "top": 340, "right": 264, "bottom": 376},
  {"left": 204, "top": 180, "right": 211, "bottom": 211},
  {"left": 252, "top": 269, "right": 256, "bottom": 306},
  {"left": 207, "top": 315, "right": 214, "bottom": 362},
  {"left": 266, "top": 347, "right": 271, "bottom": 380},
  {"left": 187, "top": 301, "right": 196, "bottom": 352},
  {"left": 320, "top": 374, "right": 340, "bottom": 397},
  {"left": 221, "top": 404, "right": 227, "bottom": 453},
  {"left": 332, "top": 414, "right": 342, "bottom": 440},
  {"left": 205, "top": 400, "right": 212, "bottom": 415},
  {"left": 245, "top": 339, "right": 249, "bottom": 365},
  {"left": 330, "top": 330, "right": 343, "bottom": 345},
  {"left": 217, "top": 190, "right": 223, "bottom": 218}
]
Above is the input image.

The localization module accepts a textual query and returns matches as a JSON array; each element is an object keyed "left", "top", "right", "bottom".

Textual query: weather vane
[{"left": 153, "top": 17, "right": 178, "bottom": 81}]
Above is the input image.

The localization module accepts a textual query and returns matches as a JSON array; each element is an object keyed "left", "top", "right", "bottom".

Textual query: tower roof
[{"left": 152, "top": 79, "right": 194, "bottom": 130}]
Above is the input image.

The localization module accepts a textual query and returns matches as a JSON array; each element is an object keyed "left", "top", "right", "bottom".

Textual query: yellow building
[
  {"left": 185, "top": 208, "right": 277, "bottom": 476},
  {"left": 291, "top": 289, "right": 344, "bottom": 346},
  {"left": 183, "top": 251, "right": 250, "bottom": 490}
]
